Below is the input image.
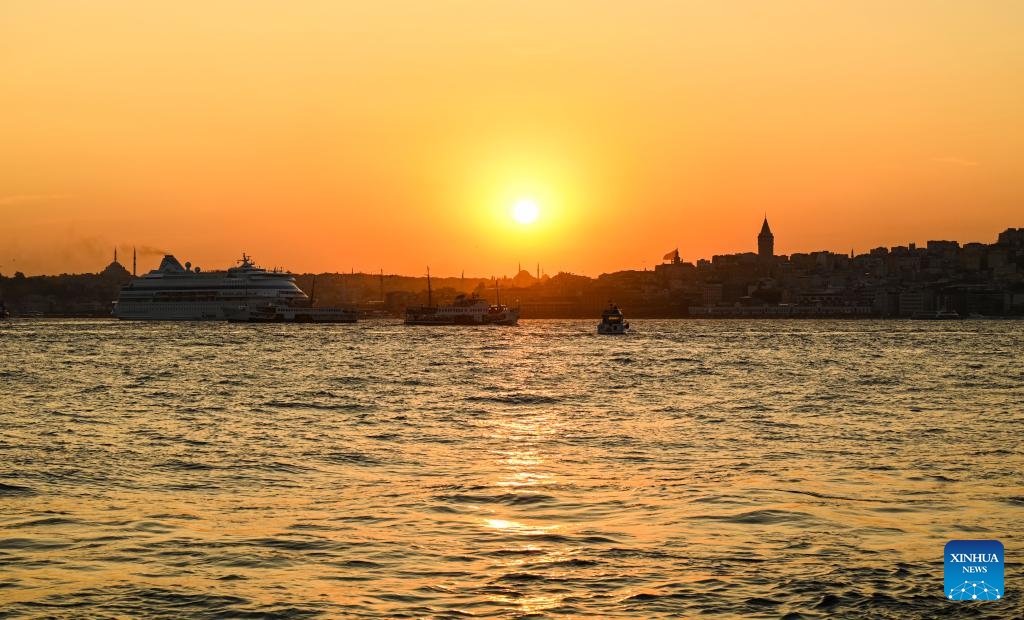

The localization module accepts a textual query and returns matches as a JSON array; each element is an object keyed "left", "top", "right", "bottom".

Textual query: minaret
[
  {"left": 133, "top": 247, "right": 137, "bottom": 276},
  {"left": 758, "top": 216, "right": 774, "bottom": 259},
  {"left": 114, "top": 247, "right": 118, "bottom": 264}
]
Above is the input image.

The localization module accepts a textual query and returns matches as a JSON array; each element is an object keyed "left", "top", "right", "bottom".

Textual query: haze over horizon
[
  {"left": 3, "top": 1, "right": 1022, "bottom": 277},
  {"left": 2, "top": 222, "right": 1020, "bottom": 280}
]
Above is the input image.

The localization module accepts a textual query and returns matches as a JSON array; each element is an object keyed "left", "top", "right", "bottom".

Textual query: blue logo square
[{"left": 945, "top": 540, "right": 1004, "bottom": 600}]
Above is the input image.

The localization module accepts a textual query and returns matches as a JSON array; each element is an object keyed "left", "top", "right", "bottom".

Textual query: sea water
[{"left": 1, "top": 319, "right": 1021, "bottom": 618}]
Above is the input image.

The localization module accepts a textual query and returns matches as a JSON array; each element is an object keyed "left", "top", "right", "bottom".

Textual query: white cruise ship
[{"left": 113, "top": 254, "right": 317, "bottom": 321}]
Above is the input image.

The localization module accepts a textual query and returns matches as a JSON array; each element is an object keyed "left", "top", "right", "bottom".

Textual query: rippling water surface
[{"left": 1, "top": 319, "right": 1021, "bottom": 618}]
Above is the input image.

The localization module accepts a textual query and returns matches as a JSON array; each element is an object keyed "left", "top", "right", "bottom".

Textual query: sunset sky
[{"left": 2, "top": 1, "right": 1022, "bottom": 276}]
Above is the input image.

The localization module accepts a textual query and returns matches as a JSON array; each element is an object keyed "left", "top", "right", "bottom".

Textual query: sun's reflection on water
[
  {"left": 482, "top": 518, "right": 560, "bottom": 535},
  {"left": 478, "top": 410, "right": 581, "bottom": 615},
  {"left": 518, "top": 594, "right": 564, "bottom": 615}
]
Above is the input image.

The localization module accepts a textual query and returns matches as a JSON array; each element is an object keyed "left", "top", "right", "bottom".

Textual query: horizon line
[{"left": 7, "top": 224, "right": 1019, "bottom": 279}]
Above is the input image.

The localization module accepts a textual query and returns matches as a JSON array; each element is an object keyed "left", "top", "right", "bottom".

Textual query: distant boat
[
  {"left": 911, "top": 310, "right": 962, "bottom": 320},
  {"left": 598, "top": 304, "right": 630, "bottom": 334},
  {"left": 405, "top": 271, "right": 519, "bottom": 326}
]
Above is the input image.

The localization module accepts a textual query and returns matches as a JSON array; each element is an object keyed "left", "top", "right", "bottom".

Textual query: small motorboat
[
  {"left": 911, "top": 310, "right": 962, "bottom": 320},
  {"left": 598, "top": 304, "right": 630, "bottom": 335}
]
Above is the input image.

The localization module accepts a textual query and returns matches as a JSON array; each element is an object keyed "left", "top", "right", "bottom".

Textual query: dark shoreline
[{"left": 6, "top": 314, "right": 1023, "bottom": 321}]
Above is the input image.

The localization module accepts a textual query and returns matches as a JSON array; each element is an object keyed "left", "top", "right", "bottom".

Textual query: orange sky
[{"left": 2, "top": 1, "right": 1022, "bottom": 276}]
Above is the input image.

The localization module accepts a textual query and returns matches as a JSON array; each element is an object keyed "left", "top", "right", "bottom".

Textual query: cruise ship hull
[
  {"left": 112, "top": 301, "right": 234, "bottom": 321},
  {"left": 225, "top": 304, "right": 357, "bottom": 323}
]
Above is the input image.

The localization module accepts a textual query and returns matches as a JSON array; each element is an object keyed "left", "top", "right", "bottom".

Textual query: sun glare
[{"left": 512, "top": 198, "right": 540, "bottom": 225}]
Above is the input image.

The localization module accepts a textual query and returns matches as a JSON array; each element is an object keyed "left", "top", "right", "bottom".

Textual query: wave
[
  {"left": 433, "top": 492, "right": 558, "bottom": 506},
  {"left": 0, "top": 483, "right": 37, "bottom": 496},
  {"left": 465, "top": 393, "right": 562, "bottom": 405},
  {"left": 691, "top": 509, "right": 815, "bottom": 525}
]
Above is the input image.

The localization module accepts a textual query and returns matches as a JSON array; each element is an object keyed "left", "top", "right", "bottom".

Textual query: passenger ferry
[
  {"left": 112, "top": 254, "right": 354, "bottom": 322},
  {"left": 405, "top": 272, "right": 519, "bottom": 326},
  {"left": 405, "top": 293, "right": 520, "bottom": 325}
]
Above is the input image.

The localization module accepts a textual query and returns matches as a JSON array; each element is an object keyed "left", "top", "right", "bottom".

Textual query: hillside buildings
[
  {"left": 3, "top": 223, "right": 1022, "bottom": 318},
  {"left": 664, "top": 222, "right": 1024, "bottom": 317}
]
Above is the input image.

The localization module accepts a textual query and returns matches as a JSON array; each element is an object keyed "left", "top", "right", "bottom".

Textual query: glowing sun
[{"left": 512, "top": 198, "right": 541, "bottom": 224}]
